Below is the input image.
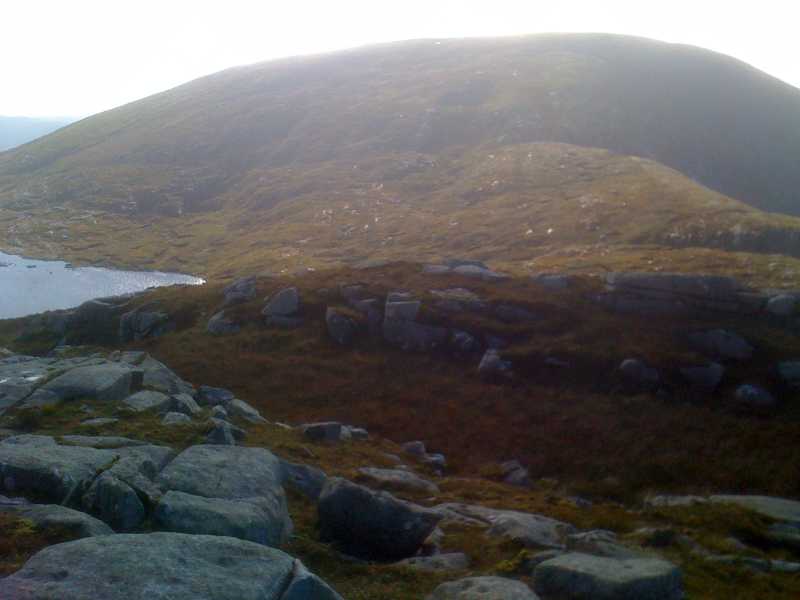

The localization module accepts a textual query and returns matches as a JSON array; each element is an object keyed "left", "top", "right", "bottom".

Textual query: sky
[{"left": 2, "top": 0, "right": 798, "bottom": 118}]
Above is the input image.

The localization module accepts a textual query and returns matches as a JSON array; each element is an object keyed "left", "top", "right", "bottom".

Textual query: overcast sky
[{"left": 2, "top": 0, "right": 798, "bottom": 118}]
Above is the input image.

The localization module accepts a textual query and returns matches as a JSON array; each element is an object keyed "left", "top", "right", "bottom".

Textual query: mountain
[
  {"left": 1, "top": 34, "right": 800, "bottom": 277},
  {"left": 0, "top": 116, "right": 73, "bottom": 151}
]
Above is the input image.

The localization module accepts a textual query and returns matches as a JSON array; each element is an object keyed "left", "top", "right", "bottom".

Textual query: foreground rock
[
  {"left": 0, "top": 532, "right": 342, "bottom": 600},
  {"left": 22, "top": 362, "right": 139, "bottom": 408},
  {"left": 427, "top": 576, "right": 539, "bottom": 599},
  {"left": 0, "top": 495, "right": 113, "bottom": 537},
  {"left": 318, "top": 477, "right": 442, "bottom": 560},
  {"left": 534, "top": 553, "right": 683, "bottom": 600}
]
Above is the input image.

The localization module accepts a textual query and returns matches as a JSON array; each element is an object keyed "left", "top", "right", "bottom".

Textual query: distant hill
[
  {"left": 1, "top": 34, "right": 800, "bottom": 277},
  {"left": 0, "top": 116, "right": 73, "bottom": 151}
]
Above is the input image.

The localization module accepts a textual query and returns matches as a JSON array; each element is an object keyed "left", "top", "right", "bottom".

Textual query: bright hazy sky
[{"left": 2, "top": 0, "right": 798, "bottom": 118}]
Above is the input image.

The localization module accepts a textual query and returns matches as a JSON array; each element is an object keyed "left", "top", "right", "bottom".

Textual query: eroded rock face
[
  {"left": 0, "top": 532, "right": 342, "bottom": 600},
  {"left": 318, "top": 477, "right": 442, "bottom": 560},
  {"left": 533, "top": 553, "right": 683, "bottom": 600},
  {"left": 427, "top": 576, "right": 540, "bottom": 599}
]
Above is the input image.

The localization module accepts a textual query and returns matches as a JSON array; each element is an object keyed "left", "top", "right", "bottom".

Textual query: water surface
[{"left": 0, "top": 251, "right": 204, "bottom": 319}]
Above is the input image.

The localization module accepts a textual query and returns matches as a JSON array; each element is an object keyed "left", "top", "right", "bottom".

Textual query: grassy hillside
[{"left": 0, "top": 116, "right": 72, "bottom": 152}]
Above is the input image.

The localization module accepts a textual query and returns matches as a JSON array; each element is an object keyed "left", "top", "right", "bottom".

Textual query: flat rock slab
[
  {"left": 156, "top": 445, "right": 284, "bottom": 500},
  {"left": 0, "top": 532, "right": 342, "bottom": 600},
  {"left": 433, "top": 503, "right": 574, "bottom": 549},
  {"left": 122, "top": 390, "right": 171, "bottom": 412},
  {"left": 154, "top": 490, "right": 292, "bottom": 547},
  {"left": 427, "top": 576, "right": 539, "bottom": 599},
  {"left": 23, "top": 363, "right": 136, "bottom": 407},
  {"left": 0, "top": 435, "right": 119, "bottom": 504},
  {"left": 709, "top": 495, "right": 800, "bottom": 525},
  {"left": 358, "top": 467, "right": 440, "bottom": 495},
  {"left": 534, "top": 553, "right": 682, "bottom": 600},
  {"left": 0, "top": 495, "right": 113, "bottom": 537}
]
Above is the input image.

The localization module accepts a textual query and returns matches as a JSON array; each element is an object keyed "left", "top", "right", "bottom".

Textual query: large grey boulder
[
  {"left": 263, "top": 287, "right": 300, "bottom": 316},
  {"left": 0, "top": 495, "right": 113, "bottom": 537},
  {"left": 223, "top": 276, "right": 257, "bottom": 306},
  {"left": 533, "top": 553, "right": 683, "bottom": 600},
  {"left": 169, "top": 392, "right": 202, "bottom": 415},
  {"left": 0, "top": 532, "right": 342, "bottom": 600},
  {"left": 326, "top": 307, "right": 358, "bottom": 345},
  {"left": 22, "top": 363, "right": 137, "bottom": 408},
  {"left": 427, "top": 576, "right": 539, "bottom": 599},
  {"left": 0, "top": 435, "right": 119, "bottom": 504},
  {"left": 301, "top": 421, "right": 344, "bottom": 442},
  {"left": 154, "top": 490, "right": 291, "bottom": 546},
  {"left": 207, "top": 310, "right": 241, "bottom": 335},
  {"left": 318, "top": 477, "right": 442, "bottom": 560},
  {"left": 432, "top": 503, "right": 574, "bottom": 549},
  {"left": 0, "top": 355, "right": 60, "bottom": 414},
  {"left": 687, "top": 329, "right": 753, "bottom": 361},
  {"left": 358, "top": 467, "right": 440, "bottom": 495},
  {"left": 136, "top": 355, "right": 195, "bottom": 396},
  {"left": 156, "top": 445, "right": 284, "bottom": 501}
]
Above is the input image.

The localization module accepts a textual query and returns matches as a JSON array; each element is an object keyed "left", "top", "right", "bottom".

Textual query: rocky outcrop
[
  {"left": 0, "top": 532, "right": 342, "bottom": 600},
  {"left": 533, "top": 553, "right": 683, "bottom": 600},
  {"left": 597, "top": 272, "right": 764, "bottom": 316},
  {"left": 318, "top": 477, "right": 442, "bottom": 560}
]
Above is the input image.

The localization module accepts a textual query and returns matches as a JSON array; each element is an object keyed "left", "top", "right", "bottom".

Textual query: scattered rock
[
  {"left": 205, "top": 419, "right": 245, "bottom": 445},
  {"left": 619, "top": 358, "right": 660, "bottom": 390},
  {"left": 169, "top": 392, "right": 202, "bottom": 416},
  {"left": 122, "top": 390, "right": 171, "bottom": 413},
  {"left": 385, "top": 299, "right": 421, "bottom": 321},
  {"left": 301, "top": 421, "right": 344, "bottom": 442},
  {"left": 767, "top": 293, "right": 797, "bottom": 317},
  {"left": 318, "top": 477, "right": 442, "bottom": 560},
  {"left": 207, "top": 310, "right": 240, "bottom": 335},
  {"left": 383, "top": 318, "right": 449, "bottom": 352},
  {"left": 162, "top": 412, "right": 192, "bottom": 426},
  {"left": 226, "top": 398, "right": 267, "bottom": 424},
  {"left": 326, "top": 307, "right": 358, "bottom": 345},
  {"left": 478, "top": 349, "right": 513, "bottom": 381},
  {"left": 197, "top": 385, "right": 235, "bottom": 407},
  {"left": 733, "top": 384, "right": 777, "bottom": 410},
  {"left": 565, "top": 530, "right": 642, "bottom": 558},
  {"left": 223, "top": 276, "right": 257, "bottom": 306},
  {"left": 432, "top": 503, "right": 574, "bottom": 549},
  {"left": 396, "top": 552, "right": 470, "bottom": 572},
  {"left": 211, "top": 405, "right": 228, "bottom": 419},
  {"left": 534, "top": 553, "right": 683, "bottom": 600},
  {"left": 263, "top": 287, "right": 302, "bottom": 327},
  {"left": 358, "top": 467, "right": 440, "bottom": 495},
  {"left": 0, "top": 532, "right": 342, "bottom": 600},
  {"left": 500, "top": 460, "right": 532, "bottom": 488},
  {"left": 427, "top": 576, "right": 539, "bottom": 599},
  {"left": 280, "top": 460, "right": 328, "bottom": 501},
  {"left": 119, "top": 307, "right": 173, "bottom": 343},
  {"left": 687, "top": 329, "right": 754, "bottom": 361},
  {"left": 680, "top": 362, "right": 724, "bottom": 392},
  {"left": 154, "top": 490, "right": 291, "bottom": 547}
]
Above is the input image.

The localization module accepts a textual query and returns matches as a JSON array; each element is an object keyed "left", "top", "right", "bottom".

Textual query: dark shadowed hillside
[{"left": 1, "top": 34, "right": 799, "bottom": 216}]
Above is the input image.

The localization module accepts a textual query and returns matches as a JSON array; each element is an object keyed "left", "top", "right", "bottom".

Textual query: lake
[{"left": 0, "top": 251, "right": 204, "bottom": 319}]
